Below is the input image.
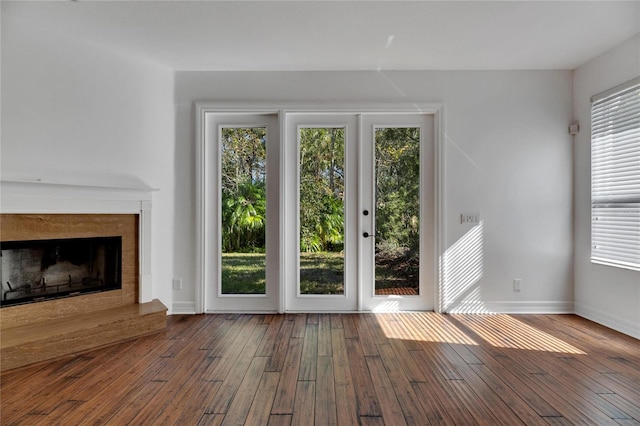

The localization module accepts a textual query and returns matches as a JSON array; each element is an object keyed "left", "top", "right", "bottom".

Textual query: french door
[
  {"left": 200, "top": 109, "right": 434, "bottom": 312},
  {"left": 283, "top": 115, "right": 360, "bottom": 311},
  {"left": 360, "top": 114, "right": 434, "bottom": 312},
  {"left": 202, "top": 113, "right": 280, "bottom": 312},
  {"left": 284, "top": 113, "right": 434, "bottom": 312}
]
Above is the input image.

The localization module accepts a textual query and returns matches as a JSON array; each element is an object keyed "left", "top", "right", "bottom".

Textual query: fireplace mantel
[{"left": 1, "top": 177, "right": 156, "bottom": 303}]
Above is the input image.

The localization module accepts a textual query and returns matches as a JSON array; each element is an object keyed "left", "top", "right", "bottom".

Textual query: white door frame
[
  {"left": 359, "top": 114, "right": 435, "bottom": 312},
  {"left": 197, "top": 112, "right": 280, "bottom": 313},
  {"left": 283, "top": 114, "right": 359, "bottom": 312},
  {"left": 195, "top": 103, "right": 445, "bottom": 314}
]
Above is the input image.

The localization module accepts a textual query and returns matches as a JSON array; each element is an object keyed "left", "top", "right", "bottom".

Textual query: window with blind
[{"left": 591, "top": 77, "right": 640, "bottom": 271}]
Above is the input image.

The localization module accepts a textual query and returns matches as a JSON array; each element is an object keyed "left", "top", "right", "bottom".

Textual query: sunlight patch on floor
[
  {"left": 374, "top": 312, "right": 478, "bottom": 345},
  {"left": 456, "top": 314, "right": 586, "bottom": 354}
]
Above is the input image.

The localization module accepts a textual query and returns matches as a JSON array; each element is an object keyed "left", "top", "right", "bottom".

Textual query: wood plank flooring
[{"left": 1, "top": 313, "right": 639, "bottom": 425}]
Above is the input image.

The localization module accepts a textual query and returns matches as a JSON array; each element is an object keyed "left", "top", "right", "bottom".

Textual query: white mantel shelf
[
  {"left": 1, "top": 176, "right": 158, "bottom": 191},
  {"left": 1, "top": 178, "right": 157, "bottom": 214},
  {"left": 0, "top": 177, "right": 156, "bottom": 303}
]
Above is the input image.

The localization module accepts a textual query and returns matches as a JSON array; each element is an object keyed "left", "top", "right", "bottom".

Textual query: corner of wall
[{"left": 575, "top": 303, "right": 640, "bottom": 340}]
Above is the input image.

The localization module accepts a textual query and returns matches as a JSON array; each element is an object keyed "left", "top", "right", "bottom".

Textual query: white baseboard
[
  {"left": 204, "top": 309, "right": 279, "bottom": 314},
  {"left": 444, "top": 300, "right": 574, "bottom": 314},
  {"left": 171, "top": 299, "right": 575, "bottom": 315},
  {"left": 574, "top": 303, "right": 640, "bottom": 340},
  {"left": 172, "top": 301, "right": 197, "bottom": 315}
]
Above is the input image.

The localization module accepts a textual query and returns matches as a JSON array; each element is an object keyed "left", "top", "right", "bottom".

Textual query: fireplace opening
[{"left": 1, "top": 236, "right": 122, "bottom": 307}]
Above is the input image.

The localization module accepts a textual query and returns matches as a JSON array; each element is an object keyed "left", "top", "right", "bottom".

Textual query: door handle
[{"left": 363, "top": 232, "right": 376, "bottom": 238}]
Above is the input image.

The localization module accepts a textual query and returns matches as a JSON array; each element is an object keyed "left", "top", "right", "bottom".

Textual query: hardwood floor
[{"left": 1, "top": 313, "right": 639, "bottom": 425}]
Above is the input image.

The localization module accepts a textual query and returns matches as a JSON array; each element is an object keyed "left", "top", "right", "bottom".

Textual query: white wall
[
  {"left": 573, "top": 35, "right": 640, "bottom": 339},
  {"left": 1, "top": 11, "right": 176, "bottom": 311},
  {"left": 2, "top": 10, "right": 577, "bottom": 317},
  {"left": 174, "top": 70, "right": 574, "bottom": 314}
]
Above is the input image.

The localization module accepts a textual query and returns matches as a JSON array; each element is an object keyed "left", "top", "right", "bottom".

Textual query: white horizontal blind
[{"left": 591, "top": 78, "right": 640, "bottom": 271}]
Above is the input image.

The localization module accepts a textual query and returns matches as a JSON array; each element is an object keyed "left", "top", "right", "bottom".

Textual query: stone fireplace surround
[
  {"left": 1, "top": 214, "right": 137, "bottom": 325},
  {"left": 0, "top": 178, "right": 154, "bottom": 304},
  {"left": 0, "top": 178, "right": 165, "bottom": 371}
]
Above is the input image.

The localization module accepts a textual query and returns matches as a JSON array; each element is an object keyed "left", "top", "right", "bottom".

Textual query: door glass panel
[
  {"left": 299, "top": 128, "right": 345, "bottom": 295},
  {"left": 220, "top": 127, "right": 267, "bottom": 294},
  {"left": 375, "top": 127, "right": 420, "bottom": 295}
]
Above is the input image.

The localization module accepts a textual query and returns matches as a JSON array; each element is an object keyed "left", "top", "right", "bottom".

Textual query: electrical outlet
[
  {"left": 461, "top": 213, "right": 480, "bottom": 224},
  {"left": 513, "top": 278, "right": 522, "bottom": 292},
  {"left": 172, "top": 278, "right": 183, "bottom": 290}
]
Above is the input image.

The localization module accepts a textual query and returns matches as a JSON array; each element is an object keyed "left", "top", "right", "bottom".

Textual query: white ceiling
[{"left": 3, "top": 1, "right": 639, "bottom": 71}]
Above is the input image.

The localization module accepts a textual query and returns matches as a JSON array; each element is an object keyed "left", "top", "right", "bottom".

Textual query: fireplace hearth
[
  {"left": 0, "top": 180, "right": 166, "bottom": 372},
  {"left": 1, "top": 236, "right": 122, "bottom": 307}
]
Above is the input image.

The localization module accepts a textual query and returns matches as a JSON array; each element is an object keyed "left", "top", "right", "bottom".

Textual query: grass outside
[
  {"left": 221, "top": 252, "right": 345, "bottom": 295},
  {"left": 221, "top": 253, "right": 266, "bottom": 294},
  {"left": 221, "top": 251, "right": 418, "bottom": 295},
  {"left": 299, "top": 252, "right": 344, "bottom": 294}
]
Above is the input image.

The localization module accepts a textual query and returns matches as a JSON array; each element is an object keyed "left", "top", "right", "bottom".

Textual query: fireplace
[
  {"left": 1, "top": 236, "right": 122, "bottom": 307},
  {"left": 0, "top": 179, "right": 167, "bottom": 373},
  {"left": 0, "top": 178, "right": 155, "bottom": 310}
]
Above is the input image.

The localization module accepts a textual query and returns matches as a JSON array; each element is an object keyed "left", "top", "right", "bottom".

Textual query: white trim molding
[
  {"left": 172, "top": 301, "right": 197, "bottom": 315},
  {"left": 434, "top": 106, "right": 446, "bottom": 314},
  {"left": 575, "top": 302, "right": 640, "bottom": 340},
  {"left": 195, "top": 102, "right": 445, "bottom": 314},
  {"left": 0, "top": 177, "right": 157, "bottom": 304},
  {"left": 445, "top": 301, "right": 574, "bottom": 314}
]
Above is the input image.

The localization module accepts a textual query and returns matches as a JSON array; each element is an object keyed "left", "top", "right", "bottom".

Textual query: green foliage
[
  {"left": 221, "top": 128, "right": 267, "bottom": 252},
  {"left": 299, "top": 128, "right": 345, "bottom": 252},
  {"left": 371, "top": 127, "right": 421, "bottom": 291},
  {"left": 218, "top": 126, "right": 422, "bottom": 294},
  {"left": 375, "top": 127, "right": 420, "bottom": 255},
  {"left": 222, "top": 178, "right": 266, "bottom": 252},
  {"left": 221, "top": 127, "right": 266, "bottom": 195}
]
